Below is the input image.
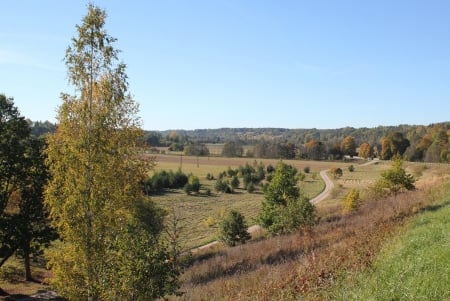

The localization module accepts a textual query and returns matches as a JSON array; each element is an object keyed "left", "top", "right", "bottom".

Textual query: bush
[
  {"left": 303, "top": 166, "right": 310, "bottom": 174},
  {"left": 331, "top": 167, "right": 343, "bottom": 179},
  {"left": 183, "top": 183, "right": 193, "bottom": 195},
  {"left": 172, "top": 169, "right": 188, "bottom": 187},
  {"left": 215, "top": 179, "right": 232, "bottom": 193},
  {"left": 227, "top": 167, "right": 237, "bottom": 177},
  {"left": 144, "top": 169, "right": 190, "bottom": 194},
  {"left": 188, "top": 174, "right": 200, "bottom": 193},
  {"left": 246, "top": 183, "right": 255, "bottom": 193},
  {"left": 298, "top": 173, "right": 306, "bottom": 182},
  {"left": 348, "top": 165, "right": 355, "bottom": 172}
]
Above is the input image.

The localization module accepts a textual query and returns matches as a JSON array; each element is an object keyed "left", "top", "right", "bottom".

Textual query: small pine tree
[
  {"left": 230, "top": 175, "right": 240, "bottom": 190},
  {"left": 219, "top": 210, "right": 251, "bottom": 247},
  {"left": 258, "top": 161, "right": 316, "bottom": 235}
]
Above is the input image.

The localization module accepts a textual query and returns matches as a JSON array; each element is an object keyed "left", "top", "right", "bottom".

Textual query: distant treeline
[
  {"left": 145, "top": 123, "right": 450, "bottom": 162},
  {"left": 30, "top": 120, "right": 450, "bottom": 162}
]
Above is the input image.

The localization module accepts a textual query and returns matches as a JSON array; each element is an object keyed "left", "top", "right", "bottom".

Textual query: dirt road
[{"left": 310, "top": 169, "right": 334, "bottom": 204}]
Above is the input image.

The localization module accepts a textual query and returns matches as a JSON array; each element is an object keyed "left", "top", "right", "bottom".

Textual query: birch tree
[{"left": 45, "top": 5, "right": 178, "bottom": 300}]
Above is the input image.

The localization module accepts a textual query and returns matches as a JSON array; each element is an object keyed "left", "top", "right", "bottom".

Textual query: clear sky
[{"left": 1, "top": 1, "right": 450, "bottom": 131}]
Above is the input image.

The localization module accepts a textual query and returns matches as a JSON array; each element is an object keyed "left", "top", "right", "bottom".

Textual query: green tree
[
  {"left": 378, "top": 156, "right": 415, "bottom": 196},
  {"left": 0, "top": 96, "right": 56, "bottom": 280},
  {"left": 219, "top": 210, "right": 251, "bottom": 247},
  {"left": 0, "top": 94, "right": 30, "bottom": 269},
  {"left": 258, "top": 162, "right": 315, "bottom": 235},
  {"left": 44, "top": 5, "right": 178, "bottom": 300},
  {"left": 0, "top": 94, "right": 30, "bottom": 214},
  {"left": 14, "top": 137, "right": 56, "bottom": 281}
]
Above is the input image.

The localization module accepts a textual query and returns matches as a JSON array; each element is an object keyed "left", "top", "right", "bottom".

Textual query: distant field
[
  {"left": 151, "top": 143, "right": 254, "bottom": 156},
  {"left": 148, "top": 154, "right": 356, "bottom": 249}
]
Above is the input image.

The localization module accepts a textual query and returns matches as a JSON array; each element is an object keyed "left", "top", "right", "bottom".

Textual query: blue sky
[{"left": 1, "top": 1, "right": 450, "bottom": 130}]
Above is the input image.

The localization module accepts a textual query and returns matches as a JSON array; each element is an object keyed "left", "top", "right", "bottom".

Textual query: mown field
[{"left": 149, "top": 154, "right": 357, "bottom": 249}]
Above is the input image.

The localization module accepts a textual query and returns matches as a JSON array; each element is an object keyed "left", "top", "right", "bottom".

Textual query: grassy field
[
  {"left": 149, "top": 155, "right": 352, "bottom": 249},
  {"left": 333, "top": 185, "right": 450, "bottom": 301}
]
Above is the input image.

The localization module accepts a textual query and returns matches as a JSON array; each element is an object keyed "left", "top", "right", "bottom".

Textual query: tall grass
[{"left": 333, "top": 184, "right": 450, "bottom": 301}]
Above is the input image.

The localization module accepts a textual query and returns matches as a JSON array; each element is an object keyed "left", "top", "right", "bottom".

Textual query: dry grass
[
  {"left": 167, "top": 171, "right": 450, "bottom": 300},
  {"left": 0, "top": 256, "right": 53, "bottom": 299}
]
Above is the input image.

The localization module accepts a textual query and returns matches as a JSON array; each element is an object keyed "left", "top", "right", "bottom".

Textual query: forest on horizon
[{"left": 30, "top": 120, "right": 450, "bottom": 163}]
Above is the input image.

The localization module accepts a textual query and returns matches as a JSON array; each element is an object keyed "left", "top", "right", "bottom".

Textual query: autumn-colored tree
[
  {"left": 380, "top": 137, "right": 393, "bottom": 160},
  {"left": 380, "top": 132, "right": 410, "bottom": 160},
  {"left": 305, "top": 140, "right": 326, "bottom": 160},
  {"left": 331, "top": 167, "right": 343, "bottom": 179},
  {"left": 358, "top": 142, "right": 373, "bottom": 159},
  {"left": 342, "top": 188, "right": 361, "bottom": 214},
  {"left": 341, "top": 136, "right": 356, "bottom": 157},
  {"left": 329, "top": 142, "right": 343, "bottom": 160},
  {"left": 45, "top": 5, "right": 178, "bottom": 300}
]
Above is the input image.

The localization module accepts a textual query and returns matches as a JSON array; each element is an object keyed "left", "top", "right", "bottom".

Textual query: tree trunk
[
  {"left": 24, "top": 247, "right": 32, "bottom": 281},
  {"left": 0, "top": 246, "right": 17, "bottom": 268}
]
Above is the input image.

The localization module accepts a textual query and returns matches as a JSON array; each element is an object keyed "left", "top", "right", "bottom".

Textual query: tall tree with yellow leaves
[{"left": 45, "top": 5, "right": 179, "bottom": 300}]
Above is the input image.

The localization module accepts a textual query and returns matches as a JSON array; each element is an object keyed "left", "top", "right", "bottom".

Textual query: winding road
[{"left": 310, "top": 169, "right": 334, "bottom": 204}]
